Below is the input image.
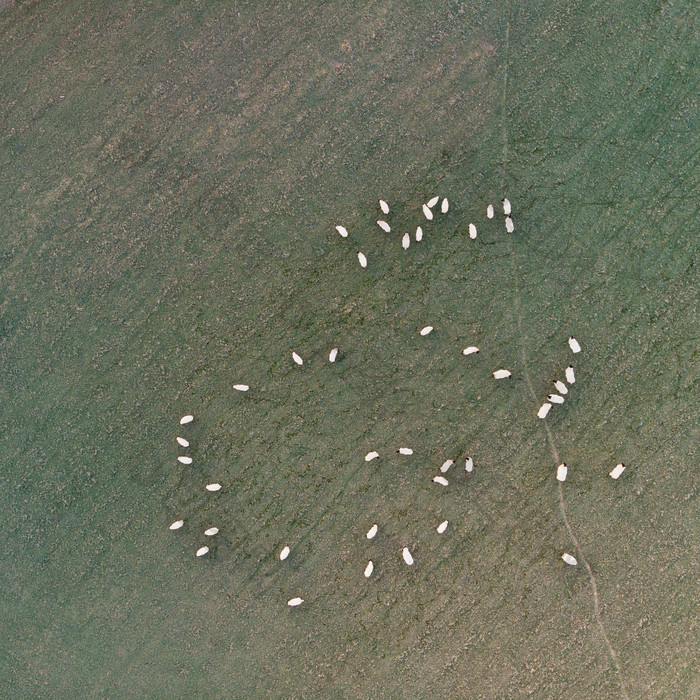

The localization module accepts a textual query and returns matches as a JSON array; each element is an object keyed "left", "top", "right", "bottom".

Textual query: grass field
[{"left": 1, "top": 1, "right": 698, "bottom": 697}]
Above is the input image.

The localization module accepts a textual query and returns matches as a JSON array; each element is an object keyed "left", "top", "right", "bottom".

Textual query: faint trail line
[
  {"left": 501, "top": 14, "right": 628, "bottom": 699},
  {"left": 501, "top": 15, "right": 511, "bottom": 193},
  {"left": 507, "top": 240, "right": 629, "bottom": 700},
  {"left": 509, "top": 247, "right": 537, "bottom": 404},
  {"left": 557, "top": 482, "right": 628, "bottom": 698},
  {"left": 542, "top": 420, "right": 560, "bottom": 464}
]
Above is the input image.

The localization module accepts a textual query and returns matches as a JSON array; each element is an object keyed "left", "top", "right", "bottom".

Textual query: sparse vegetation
[{"left": 0, "top": 1, "right": 697, "bottom": 698}]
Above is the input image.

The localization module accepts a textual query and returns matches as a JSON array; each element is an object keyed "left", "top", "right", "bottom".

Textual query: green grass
[{"left": 0, "top": 0, "right": 697, "bottom": 697}]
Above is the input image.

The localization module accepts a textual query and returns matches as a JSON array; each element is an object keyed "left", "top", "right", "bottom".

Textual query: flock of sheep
[{"left": 168, "top": 194, "right": 627, "bottom": 608}]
